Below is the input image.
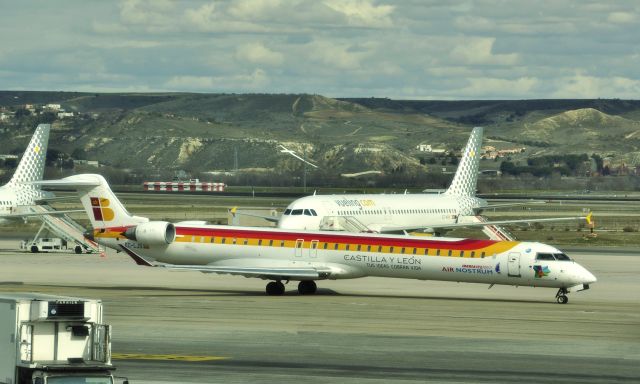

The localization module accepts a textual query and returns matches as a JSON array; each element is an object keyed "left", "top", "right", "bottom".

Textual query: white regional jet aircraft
[
  {"left": 0, "top": 124, "right": 60, "bottom": 223},
  {"left": 276, "top": 127, "right": 588, "bottom": 235},
  {"left": 36, "top": 174, "right": 596, "bottom": 304}
]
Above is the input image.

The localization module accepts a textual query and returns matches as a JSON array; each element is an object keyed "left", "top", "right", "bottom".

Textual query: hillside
[{"left": 1, "top": 92, "right": 640, "bottom": 180}]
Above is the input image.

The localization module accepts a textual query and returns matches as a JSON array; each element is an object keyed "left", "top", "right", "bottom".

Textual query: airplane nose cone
[
  {"left": 577, "top": 265, "right": 597, "bottom": 285},
  {"left": 584, "top": 270, "right": 597, "bottom": 284}
]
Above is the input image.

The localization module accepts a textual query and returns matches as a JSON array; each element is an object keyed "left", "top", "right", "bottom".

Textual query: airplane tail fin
[
  {"left": 445, "top": 127, "right": 483, "bottom": 197},
  {"left": 8, "top": 124, "right": 50, "bottom": 188},
  {"left": 34, "top": 174, "right": 148, "bottom": 229}
]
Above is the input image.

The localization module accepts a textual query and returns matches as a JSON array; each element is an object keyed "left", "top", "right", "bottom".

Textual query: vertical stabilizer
[
  {"left": 37, "top": 174, "right": 148, "bottom": 228},
  {"left": 445, "top": 127, "right": 483, "bottom": 197},
  {"left": 8, "top": 124, "right": 50, "bottom": 187}
]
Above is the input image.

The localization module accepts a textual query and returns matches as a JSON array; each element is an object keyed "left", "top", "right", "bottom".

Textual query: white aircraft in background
[
  {"left": 35, "top": 173, "right": 596, "bottom": 304},
  {"left": 274, "top": 127, "right": 589, "bottom": 236},
  {"left": 0, "top": 124, "right": 63, "bottom": 223}
]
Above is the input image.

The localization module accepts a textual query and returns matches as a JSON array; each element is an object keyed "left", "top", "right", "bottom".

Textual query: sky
[{"left": 0, "top": 0, "right": 639, "bottom": 99}]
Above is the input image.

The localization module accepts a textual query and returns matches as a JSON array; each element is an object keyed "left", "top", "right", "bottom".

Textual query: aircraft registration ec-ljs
[{"left": 36, "top": 174, "right": 596, "bottom": 304}]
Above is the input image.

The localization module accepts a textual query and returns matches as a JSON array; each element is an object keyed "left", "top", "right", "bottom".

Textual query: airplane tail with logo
[
  {"left": 444, "top": 126, "right": 483, "bottom": 197},
  {"left": 34, "top": 174, "right": 148, "bottom": 229},
  {"left": 6, "top": 124, "right": 50, "bottom": 203}
]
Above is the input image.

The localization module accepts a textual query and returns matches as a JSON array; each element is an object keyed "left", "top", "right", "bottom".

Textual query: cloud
[
  {"left": 303, "top": 40, "right": 377, "bottom": 70},
  {"left": 164, "top": 69, "right": 270, "bottom": 92},
  {"left": 551, "top": 72, "right": 640, "bottom": 98},
  {"left": 450, "top": 37, "right": 519, "bottom": 66},
  {"left": 235, "top": 43, "right": 284, "bottom": 66},
  {"left": 457, "top": 77, "right": 539, "bottom": 98},
  {"left": 119, "top": 0, "right": 175, "bottom": 27},
  {"left": 607, "top": 12, "right": 637, "bottom": 24},
  {"left": 323, "top": 0, "right": 395, "bottom": 27},
  {"left": 227, "top": 0, "right": 285, "bottom": 20}
]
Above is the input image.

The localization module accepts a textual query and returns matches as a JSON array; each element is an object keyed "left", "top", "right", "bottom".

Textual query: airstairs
[
  {"left": 24, "top": 205, "right": 100, "bottom": 253},
  {"left": 319, "top": 216, "right": 372, "bottom": 232},
  {"left": 473, "top": 215, "right": 516, "bottom": 241}
]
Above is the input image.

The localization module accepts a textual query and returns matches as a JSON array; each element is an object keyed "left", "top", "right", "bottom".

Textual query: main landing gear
[
  {"left": 264, "top": 280, "right": 318, "bottom": 295},
  {"left": 266, "top": 281, "right": 285, "bottom": 295},
  {"left": 556, "top": 288, "right": 569, "bottom": 304},
  {"left": 297, "top": 280, "right": 317, "bottom": 295}
]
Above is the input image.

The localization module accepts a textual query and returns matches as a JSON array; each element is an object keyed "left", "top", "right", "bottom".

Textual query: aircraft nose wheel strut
[
  {"left": 266, "top": 281, "right": 285, "bottom": 295},
  {"left": 556, "top": 288, "right": 569, "bottom": 304}
]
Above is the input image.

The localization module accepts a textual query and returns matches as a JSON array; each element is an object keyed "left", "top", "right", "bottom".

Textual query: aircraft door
[
  {"left": 295, "top": 239, "right": 304, "bottom": 257},
  {"left": 508, "top": 252, "right": 521, "bottom": 277},
  {"left": 309, "top": 240, "right": 319, "bottom": 258}
]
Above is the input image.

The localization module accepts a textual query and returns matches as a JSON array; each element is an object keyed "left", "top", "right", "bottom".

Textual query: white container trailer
[{"left": 0, "top": 293, "right": 128, "bottom": 384}]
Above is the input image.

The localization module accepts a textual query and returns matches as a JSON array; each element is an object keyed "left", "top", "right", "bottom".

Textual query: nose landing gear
[{"left": 556, "top": 288, "right": 569, "bottom": 304}]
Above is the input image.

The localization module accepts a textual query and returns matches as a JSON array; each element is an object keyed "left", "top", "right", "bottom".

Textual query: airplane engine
[{"left": 124, "top": 221, "right": 176, "bottom": 245}]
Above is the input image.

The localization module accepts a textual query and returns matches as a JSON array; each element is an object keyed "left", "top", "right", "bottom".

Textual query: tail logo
[
  {"left": 90, "top": 197, "right": 115, "bottom": 221},
  {"left": 34, "top": 145, "right": 41, "bottom": 154}
]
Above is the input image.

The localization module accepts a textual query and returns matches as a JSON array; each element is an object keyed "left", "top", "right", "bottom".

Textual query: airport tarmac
[{"left": 0, "top": 239, "right": 638, "bottom": 383}]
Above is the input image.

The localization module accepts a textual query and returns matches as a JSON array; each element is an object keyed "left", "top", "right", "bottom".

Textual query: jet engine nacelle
[{"left": 124, "top": 221, "right": 176, "bottom": 245}]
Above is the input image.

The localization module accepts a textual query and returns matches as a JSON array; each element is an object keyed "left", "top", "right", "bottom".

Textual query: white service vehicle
[
  {"left": 0, "top": 293, "right": 128, "bottom": 384},
  {"left": 21, "top": 238, "right": 67, "bottom": 253}
]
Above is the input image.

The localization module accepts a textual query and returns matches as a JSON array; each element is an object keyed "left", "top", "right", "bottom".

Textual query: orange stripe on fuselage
[{"left": 94, "top": 226, "right": 519, "bottom": 257}]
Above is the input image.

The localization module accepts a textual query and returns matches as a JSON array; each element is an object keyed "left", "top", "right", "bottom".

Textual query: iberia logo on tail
[{"left": 90, "top": 197, "right": 115, "bottom": 221}]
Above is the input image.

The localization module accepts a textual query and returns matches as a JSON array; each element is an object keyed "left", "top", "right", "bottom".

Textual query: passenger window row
[
  {"left": 188, "top": 236, "right": 486, "bottom": 257},
  {"left": 336, "top": 208, "right": 457, "bottom": 216}
]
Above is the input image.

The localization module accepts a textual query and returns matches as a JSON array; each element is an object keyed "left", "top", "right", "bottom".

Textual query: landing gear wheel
[
  {"left": 555, "top": 288, "right": 569, "bottom": 304},
  {"left": 266, "top": 281, "right": 285, "bottom": 295},
  {"left": 298, "top": 280, "right": 317, "bottom": 295}
]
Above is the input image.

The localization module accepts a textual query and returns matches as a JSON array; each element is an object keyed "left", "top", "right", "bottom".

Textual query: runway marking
[{"left": 112, "top": 353, "right": 230, "bottom": 362}]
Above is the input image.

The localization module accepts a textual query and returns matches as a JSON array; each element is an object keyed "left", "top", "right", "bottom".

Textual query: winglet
[{"left": 586, "top": 212, "right": 593, "bottom": 225}]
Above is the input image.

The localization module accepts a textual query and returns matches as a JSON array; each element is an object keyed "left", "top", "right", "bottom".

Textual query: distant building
[
  {"left": 46, "top": 103, "right": 61, "bottom": 111},
  {"left": 57, "top": 112, "right": 74, "bottom": 118},
  {"left": 416, "top": 144, "right": 446, "bottom": 153},
  {"left": 0, "top": 154, "right": 18, "bottom": 161},
  {"left": 143, "top": 180, "right": 226, "bottom": 193},
  {"left": 73, "top": 159, "right": 100, "bottom": 167}
]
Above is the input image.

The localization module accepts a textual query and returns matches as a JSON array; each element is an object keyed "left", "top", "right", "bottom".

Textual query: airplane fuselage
[
  {"left": 277, "top": 193, "right": 487, "bottom": 232},
  {"left": 95, "top": 224, "right": 594, "bottom": 290}
]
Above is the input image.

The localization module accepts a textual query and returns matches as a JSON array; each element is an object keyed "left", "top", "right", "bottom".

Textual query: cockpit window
[
  {"left": 536, "top": 253, "right": 556, "bottom": 261},
  {"left": 291, "top": 209, "right": 303, "bottom": 215},
  {"left": 283, "top": 209, "right": 291, "bottom": 215},
  {"left": 310, "top": 209, "right": 318, "bottom": 216},
  {"left": 554, "top": 253, "right": 571, "bottom": 261},
  {"left": 303, "top": 209, "right": 312, "bottom": 216}
]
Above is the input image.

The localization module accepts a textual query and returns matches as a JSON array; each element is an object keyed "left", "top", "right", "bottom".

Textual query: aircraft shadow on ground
[{"left": 0, "top": 283, "right": 549, "bottom": 304}]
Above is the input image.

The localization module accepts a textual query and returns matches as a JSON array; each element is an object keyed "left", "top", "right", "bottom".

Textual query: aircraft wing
[
  {"left": 35, "top": 196, "right": 79, "bottom": 203},
  {"left": 119, "top": 245, "right": 329, "bottom": 280},
  {"left": 374, "top": 213, "right": 592, "bottom": 233},
  {"left": 0, "top": 209, "right": 85, "bottom": 218},
  {"left": 229, "top": 207, "right": 280, "bottom": 223},
  {"left": 476, "top": 201, "right": 546, "bottom": 211}
]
